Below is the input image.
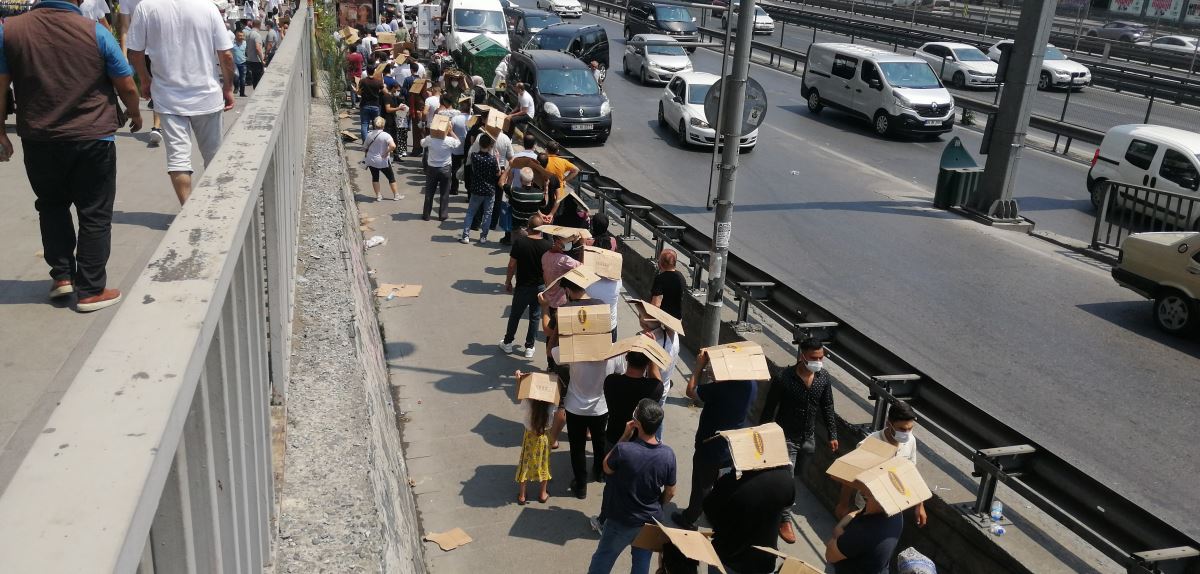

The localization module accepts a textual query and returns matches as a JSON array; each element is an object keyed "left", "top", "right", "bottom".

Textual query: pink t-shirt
[{"left": 541, "top": 251, "right": 580, "bottom": 308}]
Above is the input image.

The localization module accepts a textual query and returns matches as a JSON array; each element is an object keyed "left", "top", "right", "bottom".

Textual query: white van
[
  {"left": 1087, "top": 124, "right": 1200, "bottom": 224},
  {"left": 445, "top": 0, "right": 510, "bottom": 55},
  {"left": 801, "top": 43, "right": 955, "bottom": 138}
]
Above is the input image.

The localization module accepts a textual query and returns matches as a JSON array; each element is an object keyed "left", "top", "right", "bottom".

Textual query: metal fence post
[
  {"left": 1052, "top": 85, "right": 1072, "bottom": 153},
  {"left": 1144, "top": 88, "right": 1156, "bottom": 123}
]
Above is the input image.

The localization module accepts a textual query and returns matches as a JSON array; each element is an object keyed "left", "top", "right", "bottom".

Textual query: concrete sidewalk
[{"left": 337, "top": 116, "right": 836, "bottom": 572}]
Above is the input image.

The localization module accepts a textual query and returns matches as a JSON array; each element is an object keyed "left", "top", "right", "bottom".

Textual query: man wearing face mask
[
  {"left": 834, "top": 402, "right": 926, "bottom": 528},
  {"left": 759, "top": 338, "right": 840, "bottom": 545}
]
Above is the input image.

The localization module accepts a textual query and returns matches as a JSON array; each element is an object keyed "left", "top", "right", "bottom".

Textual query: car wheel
[
  {"left": 806, "top": 90, "right": 823, "bottom": 113},
  {"left": 1038, "top": 71, "right": 1051, "bottom": 90},
  {"left": 1089, "top": 178, "right": 1108, "bottom": 210},
  {"left": 658, "top": 102, "right": 667, "bottom": 128},
  {"left": 1120, "top": 35, "right": 1133, "bottom": 42},
  {"left": 953, "top": 72, "right": 966, "bottom": 89},
  {"left": 873, "top": 111, "right": 891, "bottom": 137},
  {"left": 1154, "top": 290, "right": 1195, "bottom": 335},
  {"left": 640, "top": 66, "right": 648, "bottom": 85},
  {"left": 677, "top": 120, "right": 688, "bottom": 146}
]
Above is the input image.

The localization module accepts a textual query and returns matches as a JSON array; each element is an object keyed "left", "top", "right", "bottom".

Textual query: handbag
[{"left": 498, "top": 201, "right": 512, "bottom": 233}]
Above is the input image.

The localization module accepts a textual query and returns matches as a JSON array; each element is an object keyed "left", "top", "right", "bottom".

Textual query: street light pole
[{"left": 699, "top": 0, "right": 757, "bottom": 349}]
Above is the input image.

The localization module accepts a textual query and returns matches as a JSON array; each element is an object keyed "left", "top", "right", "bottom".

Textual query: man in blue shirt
[{"left": 0, "top": 0, "right": 142, "bottom": 312}]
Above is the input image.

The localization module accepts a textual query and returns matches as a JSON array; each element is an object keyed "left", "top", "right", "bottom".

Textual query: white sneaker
[
  {"left": 524, "top": 346, "right": 536, "bottom": 359},
  {"left": 460, "top": 236, "right": 471, "bottom": 244},
  {"left": 148, "top": 129, "right": 163, "bottom": 145},
  {"left": 589, "top": 515, "right": 604, "bottom": 533},
  {"left": 499, "top": 341, "right": 514, "bottom": 354}
]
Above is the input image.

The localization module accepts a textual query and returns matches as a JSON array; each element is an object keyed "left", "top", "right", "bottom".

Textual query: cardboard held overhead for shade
[
  {"left": 376, "top": 31, "right": 398, "bottom": 44},
  {"left": 751, "top": 547, "right": 824, "bottom": 574},
  {"left": 556, "top": 332, "right": 613, "bottom": 363},
  {"left": 558, "top": 303, "right": 613, "bottom": 335},
  {"left": 582, "top": 246, "right": 623, "bottom": 281},
  {"left": 632, "top": 521, "right": 726, "bottom": 574},
  {"left": 485, "top": 108, "right": 510, "bottom": 137},
  {"left": 714, "top": 423, "right": 790, "bottom": 474},
  {"left": 630, "top": 298, "right": 684, "bottom": 336},
  {"left": 429, "top": 114, "right": 451, "bottom": 139},
  {"left": 408, "top": 77, "right": 427, "bottom": 95},
  {"left": 607, "top": 336, "right": 671, "bottom": 371},
  {"left": 826, "top": 437, "right": 899, "bottom": 484},
  {"left": 703, "top": 342, "right": 770, "bottom": 381},
  {"left": 545, "top": 266, "right": 601, "bottom": 293},
  {"left": 517, "top": 372, "right": 560, "bottom": 404},
  {"left": 826, "top": 438, "right": 930, "bottom": 516},
  {"left": 536, "top": 225, "right": 593, "bottom": 240}
]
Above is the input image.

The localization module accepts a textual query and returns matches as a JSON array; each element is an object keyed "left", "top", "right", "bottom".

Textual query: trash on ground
[
  {"left": 424, "top": 528, "right": 472, "bottom": 551},
  {"left": 339, "top": 130, "right": 359, "bottom": 142},
  {"left": 364, "top": 236, "right": 387, "bottom": 249},
  {"left": 375, "top": 283, "right": 422, "bottom": 299}
]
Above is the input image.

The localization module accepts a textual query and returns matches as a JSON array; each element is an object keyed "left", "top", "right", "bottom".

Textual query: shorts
[
  {"left": 368, "top": 165, "right": 395, "bottom": 183},
  {"left": 161, "top": 111, "right": 224, "bottom": 174}
]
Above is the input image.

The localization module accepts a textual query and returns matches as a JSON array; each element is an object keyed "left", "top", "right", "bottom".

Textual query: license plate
[
  {"left": 571, "top": 124, "right": 593, "bottom": 131},
  {"left": 924, "top": 120, "right": 941, "bottom": 127},
  {"left": 1072, "top": 78, "right": 1087, "bottom": 84}
]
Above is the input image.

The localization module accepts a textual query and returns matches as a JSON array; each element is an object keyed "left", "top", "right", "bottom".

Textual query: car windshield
[
  {"left": 1044, "top": 46, "right": 1067, "bottom": 60},
  {"left": 538, "top": 68, "right": 600, "bottom": 95},
  {"left": 453, "top": 9, "right": 506, "bottom": 33},
  {"left": 526, "top": 32, "right": 571, "bottom": 50},
  {"left": 647, "top": 43, "right": 687, "bottom": 55},
  {"left": 654, "top": 5, "right": 691, "bottom": 21},
  {"left": 687, "top": 83, "right": 711, "bottom": 105},
  {"left": 952, "top": 47, "right": 990, "bottom": 61},
  {"left": 879, "top": 62, "right": 941, "bottom": 89},
  {"left": 526, "top": 15, "right": 561, "bottom": 29}
]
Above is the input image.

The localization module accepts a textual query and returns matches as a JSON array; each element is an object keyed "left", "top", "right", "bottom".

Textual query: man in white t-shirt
[
  {"left": 128, "top": 0, "right": 235, "bottom": 204},
  {"left": 508, "top": 82, "right": 535, "bottom": 134},
  {"left": 80, "top": 0, "right": 110, "bottom": 23}
]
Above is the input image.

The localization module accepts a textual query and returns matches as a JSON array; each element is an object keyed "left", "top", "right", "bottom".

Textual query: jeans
[
  {"left": 781, "top": 437, "right": 814, "bottom": 521},
  {"left": 503, "top": 284, "right": 543, "bottom": 348},
  {"left": 566, "top": 410, "right": 608, "bottom": 486},
  {"left": 422, "top": 164, "right": 453, "bottom": 219},
  {"left": 235, "top": 62, "right": 247, "bottom": 95},
  {"left": 586, "top": 519, "right": 653, "bottom": 574},
  {"left": 680, "top": 448, "right": 723, "bottom": 524},
  {"left": 23, "top": 140, "right": 117, "bottom": 298},
  {"left": 360, "top": 105, "right": 380, "bottom": 142},
  {"left": 461, "top": 194, "right": 495, "bottom": 240}
]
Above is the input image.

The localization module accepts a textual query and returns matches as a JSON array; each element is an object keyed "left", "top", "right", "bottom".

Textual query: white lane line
[{"left": 760, "top": 122, "right": 931, "bottom": 197}]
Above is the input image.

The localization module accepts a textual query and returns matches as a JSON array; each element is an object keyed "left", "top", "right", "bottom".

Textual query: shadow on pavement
[
  {"left": 1076, "top": 300, "right": 1200, "bottom": 359},
  {"left": 461, "top": 463, "right": 525, "bottom": 509},
  {"left": 112, "top": 210, "right": 174, "bottom": 231},
  {"left": 508, "top": 505, "right": 599, "bottom": 546},
  {"left": 0, "top": 279, "right": 73, "bottom": 306},
  {"left": 382, "top": 340, "right": 416, "bottom": 362},
  {"left": 471, "top": 413, "right": 525, "bottom": 449},
  {"left": 450, "top": 278, "right": 501, "bottom": 294}
]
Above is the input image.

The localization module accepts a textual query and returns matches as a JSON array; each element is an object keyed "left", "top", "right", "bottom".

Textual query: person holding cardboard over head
[
  {"left": 703, "top": 424, "right": 797, "bottom": 574},
  {"left": 539, "top": 227, "right": 587, "bottom": 308},
  {"left": 581, "top": 241, "right": 623, "bottom": 342},
  {"left": 835, "top": 402, "right": 926, "bottom": 528},
  {"left": 824, "top": 440, "right": 932, "bottom": 574},
  {"left": 631, "top": 299, "right": 683, "bottom": 441},
  {"left": 672, "top": 342, "right": 768, "bottom": 531},
  {"left": 419, "top": 108, "right": 460, "bottom": 221},
  {"left": 586, "top": 399, "right": 676, "bottom": 574},
  {"left": 759, "top": 338, "right": 840, "bottom": 545},
  {"left": 512, "top": 370, "right": 559, "bottom": 505},
  {"left": 602, "top": 337, "right": 671, "bottom": 453}
]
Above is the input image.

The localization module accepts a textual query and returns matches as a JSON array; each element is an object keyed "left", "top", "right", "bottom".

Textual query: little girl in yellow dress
[{"left": 516, "top": 397, "right": 554, "bottom": 505}]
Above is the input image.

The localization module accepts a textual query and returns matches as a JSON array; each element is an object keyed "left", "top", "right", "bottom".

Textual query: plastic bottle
[
  {"left": 989, "top": 522, "right": 1006, "bottom": 536},
  {"left": 990, "top": 500, "right": 1004, "bottom": 522}
]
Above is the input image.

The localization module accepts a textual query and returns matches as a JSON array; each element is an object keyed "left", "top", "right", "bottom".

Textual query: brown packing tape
[
  {"left": 854, "top": 456, "right": 932, "bottom": 516},
  {"left": 517, "top": 372, "right": 561, "bottom": 404},
  {"left": 374, "top": 284, "right": 422, "bottom": 298},
  {"left": 716, "top": 423, "right": 791, "bottom": 473},
  {"left": 632, "top": 521, "right": 726, "bottom": 574},
  {"left": 558, "top": 303, "right": 614, "bottom": 336},
  {"left": 556, "top": 333, "right": 614, "bottom": 363},
  {"left": 424, "top": 528, "right": 472, "bottom": 551},
  {"left": 606, "top": 336, "right": 671, "bottom": 372},
  {"left": 704, "top": 342, "right": 770, "bottom": 381},
  {"left": 825, "top": 437, "right": 898, "bottom": 484},
  {"left": 629, "top": 299, "right": 685, "bottom": 336},
  {"left": 582, "top": 246, "right": 623, "bottom": 281},
  {"left": 750, "top": 547, "right": 824, "bottom": 574}
]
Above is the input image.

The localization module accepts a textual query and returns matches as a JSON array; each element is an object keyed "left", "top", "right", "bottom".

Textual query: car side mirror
[
  {"left": 868, "top": 78, "right": 882, "bottom": 90},
  {"left": 672, "top": 95, "right": 682, "bottom": 103}
]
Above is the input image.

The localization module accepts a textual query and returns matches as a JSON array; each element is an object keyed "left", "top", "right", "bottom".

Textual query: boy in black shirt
[{"left": 603, "top": 351, "right": 665, "bottom": 452}]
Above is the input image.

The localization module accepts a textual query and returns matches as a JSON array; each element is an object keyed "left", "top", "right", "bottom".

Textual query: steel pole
[{"left": 699, "top": 0, "right": 757, "bottom": 349}]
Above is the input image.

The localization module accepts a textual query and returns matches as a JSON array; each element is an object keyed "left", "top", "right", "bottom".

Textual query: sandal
[
  {"left": 550, "top": 441, "right": 560, "bottom": 450},
  {"left": 538, "top": 493, "right": 549, "bottom": 504},
  {"left": 517, "top": 495, "right": 527, "bottom": 506}
]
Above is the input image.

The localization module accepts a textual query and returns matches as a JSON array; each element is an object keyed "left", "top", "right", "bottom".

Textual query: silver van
[{"left": 801, "top": 43, "right": 955, "bottom": 138}]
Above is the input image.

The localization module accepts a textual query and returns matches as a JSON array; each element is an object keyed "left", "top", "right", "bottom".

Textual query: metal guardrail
[
  {"left": 0, "top": 3, "right": 312, "bottom": 571},
  {"left": 1092, "top": 180, "right": 1200, "bottom": 254}
]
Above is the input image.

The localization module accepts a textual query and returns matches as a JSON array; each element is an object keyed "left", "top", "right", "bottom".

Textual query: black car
[
  {"left": 505, "top": 50, "right": 612, "bottom": 143},
  {"left": 623, "top": 0, "right": 698, "bottom": 51},
  {"left": 523, "top": 23, "right": 610, "bottom": 69},
  {"left": 505, "top": 7, "right": 563, "bottom": 48}
]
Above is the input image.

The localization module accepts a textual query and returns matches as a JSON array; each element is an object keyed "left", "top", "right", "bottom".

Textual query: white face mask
[
  {"left": 805, "top": 360, "right": 823, "bottom": 373},
  {"left": 561, "top": 241, "right": 574, "bottom": 251},
  {"left": 892, "top": 429, "right": 912, "bottom": 444}
]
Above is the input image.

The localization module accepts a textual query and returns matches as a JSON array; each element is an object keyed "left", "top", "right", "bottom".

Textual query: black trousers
[
  {"left": 422, "top": 164, "right": 453, "bottom": 219},
  {"left": 247, "top": 61, "right": 265, "bottom": 88},
  {"left": 24, "top": 140, "right": 117, "bottom": 298},
  {"left": 681, "top": 448, "right": 723, "bottom": 524},
  {"left": 566, "top": 410, "right": 608, "bottom": 486},
  {"left": 450, "top": 153, "right": 465, "bottom": 194}
]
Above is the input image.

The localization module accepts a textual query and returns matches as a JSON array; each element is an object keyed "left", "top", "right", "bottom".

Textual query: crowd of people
[{"left": 1, "top": 0, "right": 291, "bottom": 313}]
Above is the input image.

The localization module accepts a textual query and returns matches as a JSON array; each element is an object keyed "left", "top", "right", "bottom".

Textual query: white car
[
  {"left": 536, "top": 0, "right": 581, "bottom": 18},
  {"left": 623, "top": 34, "right": 693, "bottom": 85},
  {"left": 985, "top": 40, "right": 1091, "bottom": 90},
  {"left": 913, "top": 42, "right": 998, "bottom": 89},
  {"left": 722, "top": 5, "right": 775, "bottom": 35},
  {"left": 657, "top": 71, "right": 757, "bottom": 151},
  {"left": 1135, "top": 35, "right": 1200, "bottom": 54}
]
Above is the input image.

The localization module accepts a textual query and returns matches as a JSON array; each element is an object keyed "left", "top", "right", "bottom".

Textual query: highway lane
[{"left": 516, "top": 0, "right": 1200, "bottom": 540}]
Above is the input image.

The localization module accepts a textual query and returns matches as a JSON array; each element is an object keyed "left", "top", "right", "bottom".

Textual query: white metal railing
[{"left": 0, "top": 3, "right": 311, "bottom": 571}]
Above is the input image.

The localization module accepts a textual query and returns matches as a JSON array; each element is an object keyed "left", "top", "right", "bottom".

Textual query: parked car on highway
[
  {"left": 536, "top": 0, "right": 581, "bottom": 18},
  {"left": 658, "top": 71, "right": 757, "bottom": 151},
  {"left": 504, "top": 49, "right": 612, "bottom": 143},
  {"left": 913, "top": 42, "right": 998, "bottom": 89},
  {"left": 622, "top": 34, "right": 693, "bottom": 84},
  {"left": 1135, "top": 35, "right": 1200, "bottom": 54},
  {"left": 1112, "top": 231, "right": 1200, "bottom": 334},
  {"left": 985, "top": 40, "right": 1091, "bottom": 90},
  {"left": 524, "top": 23, "right": 610, "bottom": 70},
  {"left": 506, "top": 7, "right": 562, "bottom": 48},
  {"left": 624, "top": 0, "right": 699, "bottom": 51},
  {"left": 1087, "top": 124, "right": 1200, "bottom": 216},
  {"left": 722, "top": 5, "right": 775, "bottom": 35},
  {"left": 1086, "top": 20, "right": 1148, "bottom": 42},
  {"left": 802, "top": 43, "right": 955, "bottom": 138},
  {"left": 444, "top": 0, "right": 511, "bottom": 54}
]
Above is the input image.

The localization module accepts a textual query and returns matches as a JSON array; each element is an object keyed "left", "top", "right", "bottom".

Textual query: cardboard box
[
  {"left": 854, "top": 456, "right": 932, "bottom": 516},
  {"left": 558, "top": 303, "right": 614, "bottom": 336},
  {"left": 486, "top": 108, "right": 510, "bottom": 136},
  {"left": 630, "top": 299, "right": 685, "bottom": 336},
  {"left": 545, "top": 266, "right": 601, "bottom": 294},
  {"left": 556, "top": 333, "right": 613, "bottom": 363},
  {"left": 536, "top": 225, "right": 593, "bottom": 240},
  {"left": 751, "top": 547, "right": 824, "bottom": 574},
  {"left": 607, "top": 336, "right": 671, "bottom": 371},
  {"left": 473, "top": 103, "right": 494, "bottom": 116},
  {"left": 377, "top": 31, "right": 398, "bottom": 44},
  {"left": 704, "top": 342, "right": 770, "bottom": 381},
  {"left": 429, "top": 114, "right": 451, "bottom": 139},
  {"left": 408, "top": 77, "right": 427, "bottom": 95},
  {"left": 825, "top": 437, "right": 899, "bottom": 484},
  {"left": 632, "top": 521, "right": 725, "bottom": 574},
  {"left": 714, "top": 423, "right": 790, "bottom": 474},
  {"left": 516, "top": 372, "right": 560, "bottom": 404},
  {"left": 583, "top": 246, "right": 623, "bottom": 281}
]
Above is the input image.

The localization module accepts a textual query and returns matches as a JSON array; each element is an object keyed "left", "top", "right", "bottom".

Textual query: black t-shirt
[
  {"left": 704, "top": 467, "right": 796, "bottom": 573},
  {"left": 603, "top": 374, "right": 665, "bottom": 448},
  {"left": 360, "top": 77, "right": 384, "bottom": 107},
  {"left": 833, "top": 512, "right": 904, "bottom": 574},
  {"left": 510, "top": 233, "right": 552, "bottom": 287},
  {"left": 383, "top": 93, "right": 402, "bottom": 131},
  {"left": 651, "top": 270, "right": 687, "bottom": 319}
]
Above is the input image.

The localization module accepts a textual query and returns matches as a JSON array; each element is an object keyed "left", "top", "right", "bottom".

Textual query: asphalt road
[{"left": 518, "top": 0, "right": 1200, "bottom": 541}]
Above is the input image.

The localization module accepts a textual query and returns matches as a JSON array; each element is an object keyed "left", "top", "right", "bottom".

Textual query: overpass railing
[{"left": 0, "top": 3, "right": 312, "bottom": 571}]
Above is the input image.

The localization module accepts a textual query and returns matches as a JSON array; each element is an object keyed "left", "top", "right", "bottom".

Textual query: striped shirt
[{"left": 509, "top": 178, "right": 544, "bottom": 222}]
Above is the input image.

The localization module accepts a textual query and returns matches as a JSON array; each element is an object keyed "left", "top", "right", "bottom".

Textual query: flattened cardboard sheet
[
  {"left": 536, "top": 225, "right": 593, "bottom": 240},
  {"left": 607, "top": 336, "right": 671, "bottom": 372},
  {"left": 854, "top": 456, "right": 932, "bottom": 517},
  {"left": 517, "top": 372, "right": 560, "bottom": 404},
  {"left": 583, "top": 246, "right": 623, "bottom": 280},
  {"left": 424, "top": 528, "right": 472, "bottom": 551},
  {"left": 715, "top": 423, "right": 790, "bottom": 473},
  {"left": 556, "top": 333, "right": 613, "bottom": 363},
  {"left": 704, "top": 342, "right": 770, "bottom": 381},
  {"left": 633, "top": 521, "right": 726, "bottom": 574},
  {"left": 825, "top": 437, "right": 898, "bottom": 484},
  {"left": 544, "top": 266, "right": 601, "bottom": 294},
  {"left": 374, "top": 283, "right": 422, "bottom": 298},
  {"left": 429, "top": 114, "right": 451, "bottom": 139},
  {"left": 558, "top": 303, "right": 614, "bottom": 335},
  {"left": 751, "top": 547, "right": 824, "bottom": 574},
  {"left": 629, "top": 298, "right": 685, "bottom": 336}
]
